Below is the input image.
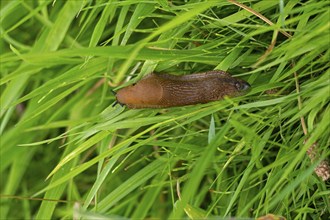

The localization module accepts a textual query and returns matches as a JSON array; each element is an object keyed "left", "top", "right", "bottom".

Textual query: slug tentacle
[{"left": 115, "top": 71, "right": 250, "bottom": 109}]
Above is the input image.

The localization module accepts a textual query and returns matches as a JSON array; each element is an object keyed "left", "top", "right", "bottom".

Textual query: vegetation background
[{"left": 1, "top": 0, "right": 329, "bottom": 219}]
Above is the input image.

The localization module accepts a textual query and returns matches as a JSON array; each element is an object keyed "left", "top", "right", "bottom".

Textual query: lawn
[{"left": 0, "top": 0, "right": 329, "bottom": 219}]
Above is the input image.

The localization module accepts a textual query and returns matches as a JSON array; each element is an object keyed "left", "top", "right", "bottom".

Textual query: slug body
[{"left": 116, "top": 71, "right": 250, "bottom": 109}]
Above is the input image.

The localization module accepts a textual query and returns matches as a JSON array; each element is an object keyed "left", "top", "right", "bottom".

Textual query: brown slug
[{"left": 115, "top": 70, "right": 250, "bottom": 109}]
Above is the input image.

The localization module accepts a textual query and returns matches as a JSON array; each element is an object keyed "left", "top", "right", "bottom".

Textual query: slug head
[
  {"left": 217, "top": 76, "right": 250, "bottom": 98},
  {"left": 234, "top": 78, "right": 251, "bottom": 93}
]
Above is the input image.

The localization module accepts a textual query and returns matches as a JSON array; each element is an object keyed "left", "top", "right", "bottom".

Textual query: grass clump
[{"left": 0, "top": 1, "right": 329, "bottom": 219}]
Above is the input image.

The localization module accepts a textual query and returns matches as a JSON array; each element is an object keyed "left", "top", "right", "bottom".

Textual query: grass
[{"left": 1, "top": 0, "right": 329, "bottom": 219}]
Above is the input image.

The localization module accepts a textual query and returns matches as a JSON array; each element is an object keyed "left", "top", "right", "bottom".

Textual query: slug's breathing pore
[{"left": 115, "top": 70, "right": 250, "bottom": 109}]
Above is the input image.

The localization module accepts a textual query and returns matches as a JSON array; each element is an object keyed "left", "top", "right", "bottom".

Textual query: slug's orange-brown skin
[{"left": 115, "top": 70, "right": 250, "bottom": 109}]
